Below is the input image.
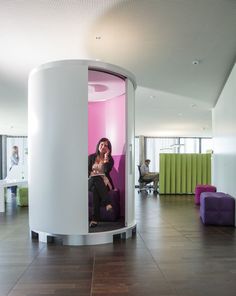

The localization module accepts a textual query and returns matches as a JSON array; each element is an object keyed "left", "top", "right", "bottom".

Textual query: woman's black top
[{"left": 88, "top": 153, "right": 114, "bottom": 189}]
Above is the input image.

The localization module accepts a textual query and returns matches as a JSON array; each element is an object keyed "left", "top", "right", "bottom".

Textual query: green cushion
[{"left": 17, "top": 187, "right": 28, "bottom": 206}]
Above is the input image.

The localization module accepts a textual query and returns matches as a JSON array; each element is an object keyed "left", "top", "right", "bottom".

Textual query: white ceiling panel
[{"left": 0, "top": 0, "right": 235, "bottom": 136}]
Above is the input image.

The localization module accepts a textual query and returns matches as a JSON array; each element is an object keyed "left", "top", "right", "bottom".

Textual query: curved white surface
[
  {"left": 28, "top": 59, "right": 136, "bottom": 244},
  {"left": 30, "top": 59, "right": 136, "bottom": 89},
  {"left": 29, "top": 62, "right": 88, "bottom": 234},
  {"left": 33, "top": 223, "right": 136, "bottom": 246},
  {"left": 88, "top": 70, "right": 125, "bottom": 101}
]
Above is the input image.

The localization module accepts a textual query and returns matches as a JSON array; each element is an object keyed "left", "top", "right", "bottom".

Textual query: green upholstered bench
[{"left": 17, "top": 187, "right": 28, "bottom": 206}]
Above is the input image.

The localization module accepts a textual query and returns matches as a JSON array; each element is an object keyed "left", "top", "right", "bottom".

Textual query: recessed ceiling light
[
  {"left": 149, "top": 95, "right": 155, "bottom": 99},
  {"left": 192, "top": 60, "right": 200, "bottom": 65}
]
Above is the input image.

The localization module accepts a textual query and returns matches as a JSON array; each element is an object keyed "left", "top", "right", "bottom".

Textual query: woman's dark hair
[{"left": 95, "top": 138, "right": 112, "bottom": 155}]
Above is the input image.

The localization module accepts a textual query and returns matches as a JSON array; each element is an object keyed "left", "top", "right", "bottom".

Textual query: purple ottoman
[
  {"left": 195, "top": 184, "right": 217, "bottom": 205},
  {"left": 89, "top": 189, "right": 120, "bottom": 222},
  {"left": 200, "top": 192, "right": 235, "bottom": 225}
]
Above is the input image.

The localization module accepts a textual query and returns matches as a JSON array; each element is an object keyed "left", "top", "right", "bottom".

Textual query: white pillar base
[{"left": 31, "top": 223, "right": 136, "bottom": 246}]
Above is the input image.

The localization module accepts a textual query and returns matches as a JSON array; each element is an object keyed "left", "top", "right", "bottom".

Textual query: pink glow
[
  {"left": 88, "top": 94, "right": 126, "bottom": 155},
  {"left": 88, "top": 101, "right": 106, "bottom": 154},
  {"left": 88, "top": 70, "right": 125, "bottom": 102},
  {"left": 88, "top": 70, "right": 126, "bottom": 217}
]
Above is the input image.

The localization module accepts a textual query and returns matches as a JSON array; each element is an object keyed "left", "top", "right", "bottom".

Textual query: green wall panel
[
  {"left": 170, "top": 155, "right": 176, "bottom": 194},
  {"left": 192, "top": 154, "right": 197, "bottom": 192},
  {"left": 176, "top": 154, "right": 181, "bottom": 193},
  {"left": 159, "top": 153, "right": 212, "bottom": 194},
  {"left": 181, "top": 155, "right": 187, "bottom": 194}
]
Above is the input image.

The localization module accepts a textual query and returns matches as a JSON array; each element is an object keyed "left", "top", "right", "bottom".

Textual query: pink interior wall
[
  {"left": 88, "top": 94, "right": 126, "bottom": 217},
  {"left": 105, "top": 95, "right": 126, "bottom": 155},
  {"left": 88, "top": 102, "right": 106, "bottom": 155}
]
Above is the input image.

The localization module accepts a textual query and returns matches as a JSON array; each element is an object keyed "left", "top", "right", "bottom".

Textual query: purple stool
[
  {"left": 200, "top": 192, "right": 235, "bottom": 226},
  {"left": 89, "top": 189, "right": 120, "bottom": 222},
  {"left": 195, "top": 184, "right": 217, "bottom": 205}
]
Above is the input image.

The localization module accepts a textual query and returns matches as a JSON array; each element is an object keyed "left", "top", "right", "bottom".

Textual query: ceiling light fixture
[
  {"left": 160, "top": 147, "right": 173, "bottom": 151},
  {"left": 95, "top": 36, "right": 101, "bottom": 40},
  {"left": 149, "top": 95, "right": 155, "bottom": 99},
  {"left": 170, "top": 144, "right": 185, "bottom": 148},
  {"left": 160, "top": 144, "right": 185, "bottom": 150},
  {"left": 192, "top": 60, "right": 200, "bottom": 65}
]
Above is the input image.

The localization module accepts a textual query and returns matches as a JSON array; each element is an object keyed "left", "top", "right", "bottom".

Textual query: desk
[{"left": 0, "top": 179, "right": 28, "bottom": 212}]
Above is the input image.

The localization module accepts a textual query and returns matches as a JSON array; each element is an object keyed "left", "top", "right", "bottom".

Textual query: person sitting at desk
[
  {"left": 140, "top": 159, "right": 159, "bottom": 193},
  {"left": 88, "top": 137, "right": 114, "bottom": 228}
]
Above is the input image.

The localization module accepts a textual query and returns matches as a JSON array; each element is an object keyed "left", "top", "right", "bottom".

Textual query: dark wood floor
[{"left": 1, "top": 192, "right": 236, "bottom": 296}]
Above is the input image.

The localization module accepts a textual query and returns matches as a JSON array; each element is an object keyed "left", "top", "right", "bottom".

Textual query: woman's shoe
[
  {"left": 89, "top": 221, "right": 98, "bottom": 228},
  {"left": 106, "top": 204, "right": 113, "bottom": 212}
]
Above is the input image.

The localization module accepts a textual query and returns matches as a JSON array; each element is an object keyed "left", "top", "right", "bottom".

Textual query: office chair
[{"left": 137, "top": 165, "right": 154, "bottom": 194}]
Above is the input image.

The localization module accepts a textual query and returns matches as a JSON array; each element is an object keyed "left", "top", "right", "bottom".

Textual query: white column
[
  {"left": 28, "top": 61, "right": 88, "bottom": 235},
  {"left": 125, "top": 79, "right": 135, "bottom": 227}
]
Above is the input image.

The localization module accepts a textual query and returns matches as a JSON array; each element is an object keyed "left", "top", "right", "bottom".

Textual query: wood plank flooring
[{"left": 1, "top": 193, "right": 236, "bottom": 295}]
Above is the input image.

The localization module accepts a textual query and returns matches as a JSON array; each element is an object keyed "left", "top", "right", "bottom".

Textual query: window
[
  {"left": 6, "top": 136, "right": 28, "bottom": 180},
  {"left": 135, "top": 136, "right": 212, "bottom": 186},
  {"left": 201, "top": 138, "right": 213, "bottom": 153},
  {"left": 146, "top": 138, "right": 178, "bottom": 172},
  {"left": 179, "top": 138, "right": 200, "bottom": 153},
  {"left": 134, "top": 137, "right": 140, "bottom": 186}
]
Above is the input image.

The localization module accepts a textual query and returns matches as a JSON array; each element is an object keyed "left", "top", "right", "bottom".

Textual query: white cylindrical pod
[{"left": 28, "top": 60, "right": 136, "bottom": 245}]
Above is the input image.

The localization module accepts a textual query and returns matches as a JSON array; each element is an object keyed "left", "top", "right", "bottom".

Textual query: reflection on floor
[
  {"left": 1, "top": 191, "right": 236, "bottom": 296},
  {"left": 89, "top": 219, "right": 125, "bottom": 233}
]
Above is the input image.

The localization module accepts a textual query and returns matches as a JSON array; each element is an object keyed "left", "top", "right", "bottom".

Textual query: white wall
[{"left": 212, "top": 63, "right": 236, "bottom": 200}]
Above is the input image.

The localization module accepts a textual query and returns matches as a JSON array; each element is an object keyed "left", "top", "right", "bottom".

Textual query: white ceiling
[{"left": 0, "top": 0, "right": 235, "bottom": 137}]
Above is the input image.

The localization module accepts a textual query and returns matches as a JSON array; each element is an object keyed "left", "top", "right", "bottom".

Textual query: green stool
[{"left": 17, "top": 187, "right": 28, "bottom": 206}]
